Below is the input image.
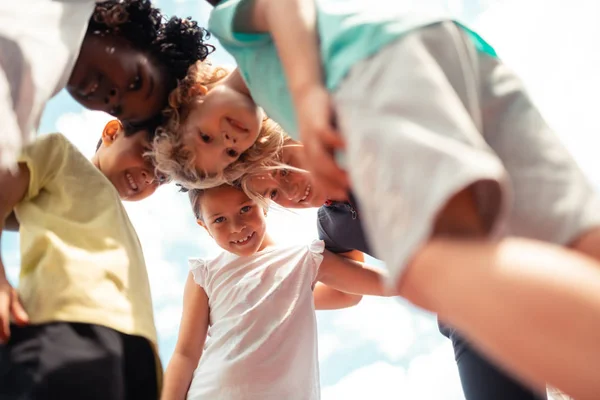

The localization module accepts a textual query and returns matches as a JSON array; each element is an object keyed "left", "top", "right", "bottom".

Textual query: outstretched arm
[
  {"left": 0, "top": 164, "right": 30, "bottom": 343},
  {"left": 161, "top": 273, "right": 210, "bottom": 400},
  {"left": 313, "top": 250, "right": 364, "bottom": 310},
  {"left": 316, "top": 250, "right": 390, "bottom": 297}
]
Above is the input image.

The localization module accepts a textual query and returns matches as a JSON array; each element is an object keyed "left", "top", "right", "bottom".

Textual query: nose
[
  {"left": 231, "top": 216, "right": 246, "bottom": 233},
  {"left": 104, "top": 87, "right": 121, "bottom": 115},
  {"left": 140, "top": 170, "right": 154, "bottom": 185},
  {"left": 222, "top": 130, "right": 237, "bottom": 145}
]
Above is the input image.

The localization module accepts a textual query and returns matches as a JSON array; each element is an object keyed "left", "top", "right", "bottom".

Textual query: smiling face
[
  {"left": 197, "top": 185, "right": 271, "bottom": 256},
  {"left": 246, "top": 140, "right": 327, "bottom": 209},
  {"left": 181, "top": 84, "right": 264, "bottom": 176},
  {"left": 67, "top": 32, "right": 169, "bottom": 125},
  {"left": 93, "top": 120, "right": 167, "bottom": 201}
]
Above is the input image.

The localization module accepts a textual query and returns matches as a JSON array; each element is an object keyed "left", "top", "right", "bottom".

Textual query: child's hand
[
  {"left": 0, "top": 270, "right": 29, "bottom": 343},
  {"left": 297, "top": 86, "right": 349, "bottom": 200}
]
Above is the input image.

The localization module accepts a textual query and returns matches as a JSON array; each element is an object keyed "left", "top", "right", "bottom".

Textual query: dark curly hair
[{"left": 88, "top": 0, "right": 215, "bottom": 136}]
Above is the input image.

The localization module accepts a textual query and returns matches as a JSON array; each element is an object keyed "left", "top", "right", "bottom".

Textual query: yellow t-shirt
[{"left": 14, "top": 133, "right": 158, "bottom": 351}]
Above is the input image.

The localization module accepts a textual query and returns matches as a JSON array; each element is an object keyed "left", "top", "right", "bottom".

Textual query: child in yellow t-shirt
[{"left": 0, "top": 120, "right": 165, "bottom": 399}]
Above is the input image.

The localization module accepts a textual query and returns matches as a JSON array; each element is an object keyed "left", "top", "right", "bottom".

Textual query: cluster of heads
[{"left": 85, "top": 1, "right": 327, "bottom": 253}]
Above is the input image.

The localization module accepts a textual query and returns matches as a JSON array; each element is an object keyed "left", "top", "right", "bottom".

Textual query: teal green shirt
[{"left": 208, "top": 0, "right": 496, "bottom": 138}]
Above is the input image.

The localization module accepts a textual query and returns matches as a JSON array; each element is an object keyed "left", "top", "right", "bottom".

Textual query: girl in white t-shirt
[{"left": 162, "top": 184, "right": 389, "bottom": 400}]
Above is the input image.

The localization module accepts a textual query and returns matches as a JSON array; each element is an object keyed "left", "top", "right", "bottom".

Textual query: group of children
[{"left": 1, "top": 0, "right": 599, "bottom": 399}]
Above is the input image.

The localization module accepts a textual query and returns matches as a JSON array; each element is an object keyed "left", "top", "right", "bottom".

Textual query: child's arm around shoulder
[
  {"left": 161, "top": 272, "right": 210, "bottom": 400},
  {"left": 316, "top": 249, "right": 391, "bottom": 297},
  {"left": 313, "top": 250, "right": 365, "bottom": 310}
]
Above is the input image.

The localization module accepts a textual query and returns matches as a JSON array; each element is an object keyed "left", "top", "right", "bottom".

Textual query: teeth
[
  {"left": 234, "top": 233, "right": 253, "bottom": 244},
  {"left": 300, "top": 185, "right": 311, "bottom": 202},
  {"left": 126, "top": 173, "right": 138, "bottom": 191},
  {"left": 90, "top": 82, "right": 98, "bottom": 95}
]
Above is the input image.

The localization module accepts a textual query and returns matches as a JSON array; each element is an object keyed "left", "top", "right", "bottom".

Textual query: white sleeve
[
  {"left": 308, "top": 240, "right": 326, "bottom": 286},
  {"left": 188, "top": 258, "right": 209, "bottom": 289}
]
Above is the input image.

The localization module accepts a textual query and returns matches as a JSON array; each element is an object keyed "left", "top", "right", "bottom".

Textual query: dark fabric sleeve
[{"left": 317, "top": 206, "right": 353, "bottom": 254}]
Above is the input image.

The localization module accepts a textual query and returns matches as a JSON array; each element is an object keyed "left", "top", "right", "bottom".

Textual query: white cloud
[
  {"left": 322, "top": 343, "right": 463, "bottom": 400},
  {"left": 267, "top": 207, "right": 319, "bottom": 245},
  {"left": 474, "top": 0, "right": 600, "bottom": 185},
  {"left": 330, "top": 297, "right": 418, "bottom": 361},
  {"left": 54, "top": 110, "right": 113, "bottom": 158},
  {"left": 318, "top": 332, "right": 343, "bottom": 363},
  {"left": 322, "top": 362, "right": 407, "bottom": 400}
]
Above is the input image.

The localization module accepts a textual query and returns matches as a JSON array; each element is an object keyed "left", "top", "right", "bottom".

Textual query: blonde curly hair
[{"left": 152, "top": 60, "right": 285, "bottom": 189}]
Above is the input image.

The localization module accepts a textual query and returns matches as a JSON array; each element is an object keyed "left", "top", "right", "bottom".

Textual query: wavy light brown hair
[{"left": 151, "top": 61, "right": 285, "bottom": 190}]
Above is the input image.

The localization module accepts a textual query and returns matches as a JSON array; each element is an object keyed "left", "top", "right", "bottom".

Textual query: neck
[
  {"left": 90, "top": 154, "right": 101, "bottom": 170},
  {"left": 257, "top": 233, "right": 275, "bottom": 252}
]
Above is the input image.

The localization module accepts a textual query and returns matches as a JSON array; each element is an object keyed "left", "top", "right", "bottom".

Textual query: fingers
[
  {"left": 306, "top": 141, "right": 349, "bottom": 200},
  {"left": 0, "top": 290, "right": 10, "bottom": 344},
  {"left": 10, "top": 289, "right": 29, "bottom": 326}
]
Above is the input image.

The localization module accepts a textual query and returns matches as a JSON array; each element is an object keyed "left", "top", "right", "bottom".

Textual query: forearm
[
  {"left": 262, "top": 0, "right": 323, "bottom": 102},
  {"left": 313, "top": 282, "right": 362, "bottom": 310},
  {"left": 400, "top": 237, "right": 600, "bottom": 400},
  {"left": 319, "top": 253, "right": 390, "bottom": 297},
  {"left": 161, "top": 353, "right": 198, "bottom": 400}
]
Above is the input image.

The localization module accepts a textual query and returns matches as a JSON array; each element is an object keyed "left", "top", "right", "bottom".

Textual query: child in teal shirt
[{"left": 203, "top": 1, "right": 600, "bottom": 398}]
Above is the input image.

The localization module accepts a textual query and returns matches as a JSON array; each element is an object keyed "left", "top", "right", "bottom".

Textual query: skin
[
  {"left": 162, "top": 184, "right": 389, "bottom": 400},
  {"left": 0, "top": 122, "right": 165, "bottom": 342},
  {"left": 181, "top": 83, "right": 264, "bottom": 177},
  {"left": 92, "top": 120, "right": 168, "bottom": 201},
  {"left": 67, "top": 31, "right": 169, "bottom": 125},
  {"left": 246, "top": 139, "right": 328, "bottom": 209},
  {"left": 197, "top": 185, "right": 273, "bottom": 256}
]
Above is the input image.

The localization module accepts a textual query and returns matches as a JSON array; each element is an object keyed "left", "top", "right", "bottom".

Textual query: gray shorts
[{"left": 334, "top": 21, "right": 600, "bottom": 286}]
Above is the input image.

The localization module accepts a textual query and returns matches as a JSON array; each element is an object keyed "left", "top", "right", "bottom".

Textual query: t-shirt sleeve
[
  {"left": 17, "top": 134, "right": 68, "bottom": 202},
  {"left": 308, "top": 240, "right": 325, "bottom": 286},
  {"left": 189, "top": 258, "right": 209, "bottom": 288},
  {"left": 208, "top": 0, "right": 271, "bottom": 47},
  {"left": 317, "top": 206, "right": 353, "bottom": 254}
]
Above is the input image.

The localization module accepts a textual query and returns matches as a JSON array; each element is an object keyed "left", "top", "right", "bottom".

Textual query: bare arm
[
  {"left": 313, "top": 250, "right": 364, "bottom": 310},
  {"left": 316, "top": 250, "right": 389, "bottom": 297},
  {"left": 161, "top": 273, "right": 210, "bottom": 400},
  {"left": 0, "top": 164, "right": 30, "bottom": 342},
  {"left": 238, "top": 0, "right": 322, "bottom": 101}
]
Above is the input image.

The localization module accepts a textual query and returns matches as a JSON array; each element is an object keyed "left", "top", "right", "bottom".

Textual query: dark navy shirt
[{"left": 317, "top": 193, "right": 372, "bottom": 255}]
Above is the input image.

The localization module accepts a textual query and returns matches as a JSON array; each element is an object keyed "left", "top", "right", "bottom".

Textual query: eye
[
  {"left": 214, "top": 216, "right": 225, "bottom": 224},
  {"left": 226, "top": 148, "right": 238, "bottom": 158},
  {"left": 128, "top": 74, "right": 142, "bottom": 91},
  {"left": 280, "top": 169, "right": 289, "bottom": 177},
  {"left": 155, "top": 171, "right": 169, "bottom": 185},
  {"left": 240, "top": 205, "right": 252, "bottom": 214},
  {"left": 200, "top": 133, "right": 211, "bottom": 143},
  {"left": 269, "top": 189, "right": 278, "bottom": 200}
]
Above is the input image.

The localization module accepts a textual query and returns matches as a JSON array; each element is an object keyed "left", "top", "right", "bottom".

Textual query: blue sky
[{"left": 2, "top": 0, "right": 599, "bottom": 398}]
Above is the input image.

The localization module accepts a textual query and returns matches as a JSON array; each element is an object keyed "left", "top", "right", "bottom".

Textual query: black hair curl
[{"left": 88, "top": 0, "right": 215, "bottom": 137}]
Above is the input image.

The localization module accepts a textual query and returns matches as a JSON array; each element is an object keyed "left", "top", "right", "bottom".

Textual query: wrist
[{"left": 290, "top": 81, "right": 326, "bottom": 104}]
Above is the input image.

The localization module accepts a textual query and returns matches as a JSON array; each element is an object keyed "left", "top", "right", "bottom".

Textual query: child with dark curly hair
[{"left": 0, "top": 0, "right": 213, "bottom": 170}]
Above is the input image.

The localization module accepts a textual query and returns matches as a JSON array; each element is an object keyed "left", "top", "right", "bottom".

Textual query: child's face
[
  {"left": 67, "top": 32, "right": 169, "bottom": 126},
  {"left": 246, "top": 140, "right": 327, "bottom": 208},
  {"left": 181, "top": 85, "right": 264, "bottom": 176},
  {"left": 95, "top": 120, "right": 167, "bottom": 201},
  {"left": 199, "top": 185, "right": 269, "bottom": 256}
]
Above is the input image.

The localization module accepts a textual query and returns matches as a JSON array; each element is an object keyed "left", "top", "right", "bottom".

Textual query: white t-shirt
[
  {"left": 0, "top": 0, "right": 98, "bottom": 169},
  {"left": 187, "top": 240, "right": 325, "bottom": 400}
]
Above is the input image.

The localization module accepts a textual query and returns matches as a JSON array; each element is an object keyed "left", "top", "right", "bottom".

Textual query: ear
[
  {"left": 102, "top": 120, "right": 123, "bottom": 147},
  {"left": 196, "top": 219, "right": 212, "bottom": 237},
  {"left": 190, "top": 83, "right": 209, "bottom": 97}
]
